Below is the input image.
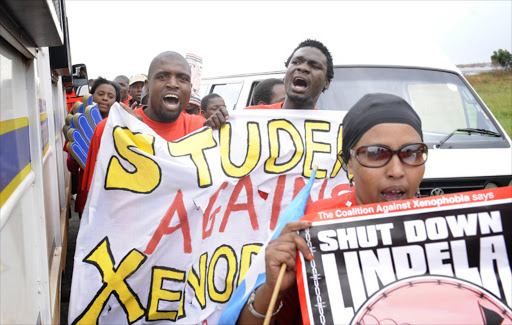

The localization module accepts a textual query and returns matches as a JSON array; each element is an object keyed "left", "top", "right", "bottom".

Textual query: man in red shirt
[
  {"left": 239, "top": 39, "right": 334, "bottom": 324},
  {"left": 80, "top": 51, "right": 228, "bottom": 211},
  {"left": 245, "top": 39, "right": 334, "bottom": 111}
]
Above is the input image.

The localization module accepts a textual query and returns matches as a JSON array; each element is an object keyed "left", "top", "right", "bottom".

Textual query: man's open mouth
[
  {"left": 292, "top": 77, "right": 308, "bottom": 92},
  {"left": 163, "top": 94, "right": 180, "bottom": 109}
]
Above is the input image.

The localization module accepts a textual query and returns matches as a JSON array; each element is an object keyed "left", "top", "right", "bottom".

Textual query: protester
[
  {"left": 90, "top": 77, "right": 120, "bottom": 118},
  {"left": 128, "top": 74, "right": 147, "bottom": 106},
  {"left": 238, "top": 93, "right": 428, "bottom": 324},
  {"left": 245, "top": 39, "right": 333, "bottom": 204},
  {"left": 65, "top": 85, "right": 80, "bottom": 112},
  {"left": 245, "top": 39, "right": 333, "bottom": 110},
  {"left": 90, "top": 77, "right": 120, "bottom": 117},
  {"left": 252, "top": 78, "right": 286, "bottom": 106},
  {"left": 66, "top": 77, "right": 121, "bottom": 215},
  {"left": 186, "top": 94, "right": 202, "bottom": 115},
  {"left": 113, "top": 75, "right": 131, "bottom": 105},
  {"left": 80, "top": 51, "right": 229, "bottom": 207},
  {"left": 201, "top": 93, "right": 227, "bottom": 119}
]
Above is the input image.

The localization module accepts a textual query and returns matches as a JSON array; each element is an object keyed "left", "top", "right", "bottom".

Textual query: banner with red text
[
  {"left": 297, "top": 187, "right": 512, "bottom": 325},
  {"left": 68, "top": 104, "right": 348, "bottom": 324}
]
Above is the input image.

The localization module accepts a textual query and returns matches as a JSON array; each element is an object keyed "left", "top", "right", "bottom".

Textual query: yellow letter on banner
[
  {"left": 105, "top": 127, "right": 160, "bottom": 193},
  {"left": 331, "top": 125, "right": 343, "bottom": 178},
  {"left": 304, "top": 121, "right": 331, "bottom": 178},
  {"left": 207, "top": 245, "right": 237, "bottom": 302},
  {"left": 220, "top": 122, "right": 261, "bottom": 178},
  {"left": 265, "top": 119, "right": 304, "bottom": 174},
  {"left": 238, "top": 244, "right": 262, "bottom": 286},
  {"left": 168, "top": 128, "right": 217, "bottom": 188},
  {"left": 147, "top": 267, "right": 186, "bottom": 321},
  {"left": 72, "top": 237, "right": 146, "bottom": 325},
  {"left": 187, "top": 253, "right": 208, "bottom": 309}
]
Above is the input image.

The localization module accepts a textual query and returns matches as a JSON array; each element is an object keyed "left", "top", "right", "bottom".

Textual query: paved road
[{"left": 60, "top": 199, "right": 80, "bottom": 324}]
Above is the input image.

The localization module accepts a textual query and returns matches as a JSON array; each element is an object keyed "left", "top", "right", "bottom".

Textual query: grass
[{"left": 466, "top": 70, "right": 512, "bottom": 138}]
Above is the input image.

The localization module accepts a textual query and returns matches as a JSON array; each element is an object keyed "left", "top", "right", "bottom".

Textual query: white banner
[{"left": 68, "top": 105, "right": 348, "bottom": 324}]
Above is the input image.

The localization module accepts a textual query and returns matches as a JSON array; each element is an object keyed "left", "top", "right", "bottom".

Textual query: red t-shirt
[
  {"left": 121, "top": 94, "right": 132, "bottom": 106},
  {"left": 77, "top": 107, "right": 205, "bottom": 212},
  {"left": 244, "top": 102, "right": 285, "bottom": 109},
  {"left": 66, "top": 89, "right": 82, "bottom": 112}
]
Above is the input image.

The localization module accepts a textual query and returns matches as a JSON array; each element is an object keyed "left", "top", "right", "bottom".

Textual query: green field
[{"left": 466, "top": 70, "right": 512, "bottom": 138}]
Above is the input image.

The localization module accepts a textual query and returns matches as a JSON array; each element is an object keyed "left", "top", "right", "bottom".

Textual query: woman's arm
[{"left": 237, "top": 221, "right": 313, "bottom": 324}]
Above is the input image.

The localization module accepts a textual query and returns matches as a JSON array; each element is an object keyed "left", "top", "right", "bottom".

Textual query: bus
[{"left": 1, "top": 0, "right": 79, "bottom": 323}]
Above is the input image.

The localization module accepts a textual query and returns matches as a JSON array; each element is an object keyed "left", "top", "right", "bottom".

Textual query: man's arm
[{"left": 203, "top": 105, "right": 229, "bottom": 129}]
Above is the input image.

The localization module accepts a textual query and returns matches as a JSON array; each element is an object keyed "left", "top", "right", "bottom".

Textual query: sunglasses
[{"left": 349, "top": 143, "right": 428, "bottom": 168}]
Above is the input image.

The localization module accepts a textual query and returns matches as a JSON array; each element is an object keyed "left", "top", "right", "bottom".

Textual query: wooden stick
[
  {"left": 263, "top": 263, "right": 287, "bottom": 325},
  {"left": 264, "top": 165, "right": 317, "bottom": 324}
]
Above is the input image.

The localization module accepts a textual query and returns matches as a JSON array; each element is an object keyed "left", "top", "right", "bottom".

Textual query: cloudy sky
[{"left": 66, "top": 1, "right": 512, "bottom": 80}]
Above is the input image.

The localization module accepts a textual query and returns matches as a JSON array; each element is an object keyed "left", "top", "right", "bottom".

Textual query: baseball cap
[{"left": 129, "top": 74, "right": 147, "bottom": 86}]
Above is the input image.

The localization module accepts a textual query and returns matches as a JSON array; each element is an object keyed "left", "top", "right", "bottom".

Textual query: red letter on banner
[
  {"left": 269, "top": 175, "right": 287, "bottom": 231},
  {"left": 145, "top": 190, "right": 191, "bottom": 254},
  {"left": 220, "top": 176, "right": 258, "bottom": 232},
  {"left": 203, "top": 182, "right": 229, "bottom": 239}
]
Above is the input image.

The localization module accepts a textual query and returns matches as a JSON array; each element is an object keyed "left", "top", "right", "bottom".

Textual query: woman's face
[
  {"left": 347, "top": 123, "right": 425, "bottom": 205},
  {"left": 93, "top": 83, "right": 117, "bottom": 117}
]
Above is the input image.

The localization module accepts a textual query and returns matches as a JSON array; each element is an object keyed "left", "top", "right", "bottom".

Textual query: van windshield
[{"left": 317, "top": 67, "right": 506, "bottom": 147}]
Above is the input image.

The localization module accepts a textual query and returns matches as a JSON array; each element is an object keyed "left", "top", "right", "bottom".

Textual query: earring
[
  {"left": 344, "top": 177, "right": 354, "bottom": 207},
  {"left": 415, "top": 188, "right": 421, "bottom": 198}
]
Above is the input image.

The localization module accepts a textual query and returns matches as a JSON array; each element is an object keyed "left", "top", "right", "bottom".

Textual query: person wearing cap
[
  {"left": 185, "top": 94, "right": 202, "bottom": 115},
  {"left": 128, "top": 74, "right": 147, "bottom": 106},
  {"left": 238, "top": 93, "right": 428, "bottom": 324},
  {"left": 245, "top": 39, "right": 333, "bottom": 111}
]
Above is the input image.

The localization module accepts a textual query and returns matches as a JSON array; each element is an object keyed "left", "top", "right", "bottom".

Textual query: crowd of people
[{"left": 66, "top": 39, "right": 429, "bottom": 324}]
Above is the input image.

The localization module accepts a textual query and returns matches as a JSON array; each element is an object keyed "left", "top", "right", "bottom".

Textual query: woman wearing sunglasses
[
  {"left": 341, "top": 92, "right": 427, "bottom": 205},
  {"left": 238, "top": 93, "right": 428, "bottom": 324}
]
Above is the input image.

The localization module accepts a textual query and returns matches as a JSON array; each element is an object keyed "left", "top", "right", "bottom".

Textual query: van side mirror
[{"left": 72, "top": 64, "right": 90, "bottom": 96}]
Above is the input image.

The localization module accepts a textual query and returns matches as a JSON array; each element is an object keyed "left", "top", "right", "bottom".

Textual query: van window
[
  {"left": 210, "top": 83, "right": 243, "bottom": 110},
  {"left": 198, "top": 83, "right": 209, "bottom": 98},
  {"left": 317, "top": 67, "right": 504, "bottom": 147}
]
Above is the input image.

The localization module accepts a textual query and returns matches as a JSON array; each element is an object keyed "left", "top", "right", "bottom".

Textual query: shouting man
[
  {"left": 246, "top": 39, "right": 333, "bottom": 110},
  {"left": 81, "top": 51, "right": 228, "bottom": 206}
]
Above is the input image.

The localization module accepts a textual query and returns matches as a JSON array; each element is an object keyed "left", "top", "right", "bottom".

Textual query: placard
[{"left": 298, "top": 187, "right": 512, "bottom": 325}]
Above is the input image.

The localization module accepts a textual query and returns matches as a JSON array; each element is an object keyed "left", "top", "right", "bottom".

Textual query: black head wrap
[{"left": 340, "top": 93, "right": 423, "bottom": 170}]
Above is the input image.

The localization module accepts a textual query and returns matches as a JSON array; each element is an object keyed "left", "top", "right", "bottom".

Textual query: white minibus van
[{"left": 199, "top": 47, "right": 512, "bottom": 197}]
